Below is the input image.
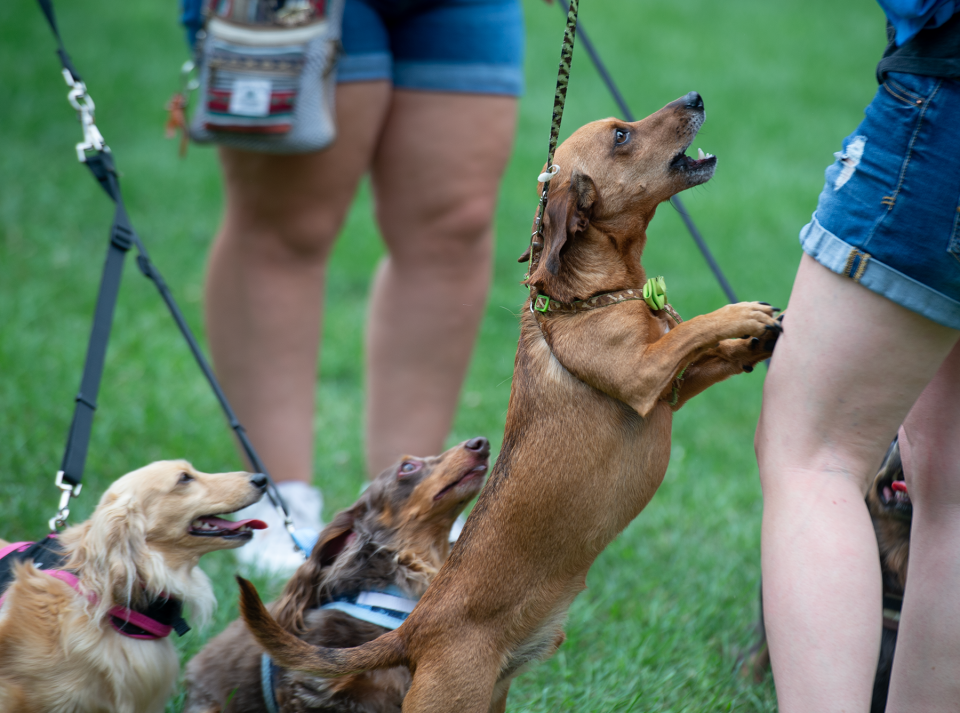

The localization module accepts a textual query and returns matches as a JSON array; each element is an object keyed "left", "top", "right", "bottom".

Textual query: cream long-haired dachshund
[{"left": 0, "top": 460, "right": 269, "bottom": 713}]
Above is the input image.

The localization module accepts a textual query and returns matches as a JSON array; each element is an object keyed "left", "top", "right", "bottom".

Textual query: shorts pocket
[{"left": 881, "top": 72, "right": 939, "bottom": 108}]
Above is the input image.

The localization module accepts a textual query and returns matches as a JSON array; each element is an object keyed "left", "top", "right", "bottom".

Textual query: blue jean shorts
[
  {"left": 338, "top": 0, "right": 524, "bottom": 96},
  {"left": 799, "top": 72, "right": 960, "bottom": 329}
]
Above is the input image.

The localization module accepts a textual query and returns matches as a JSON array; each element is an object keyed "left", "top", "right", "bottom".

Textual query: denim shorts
[
  {"left": 338, "top": 0, "right": 524, "bottom": 96},
  {"left": 799, "top": 72, "right": 960, "bottom": 329}
]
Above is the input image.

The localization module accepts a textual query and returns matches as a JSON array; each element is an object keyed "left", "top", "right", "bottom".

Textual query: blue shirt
[{"left": 877, "top": 0, "right": 959, "bottom": 45}]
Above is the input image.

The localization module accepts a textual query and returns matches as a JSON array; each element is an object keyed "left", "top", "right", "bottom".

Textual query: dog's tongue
[
  {"left": 199, "top": 516, "right": 267, "bottom": 531},
  {"left": 891, "top": 481, "right": 908, "bottom": 494}
]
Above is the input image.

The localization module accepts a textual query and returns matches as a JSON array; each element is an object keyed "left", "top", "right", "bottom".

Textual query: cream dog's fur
[{"left": 0, "top": 460, "right": 267, "bottom": 713}]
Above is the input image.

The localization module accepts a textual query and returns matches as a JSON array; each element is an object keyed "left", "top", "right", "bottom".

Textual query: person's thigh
[
  {"left": 217, "top": 80, "right": 391, "bottom": 255},
  {"left": 758, "top": 254, "right": 958, "bottom": 487},
  {"left": 368, "top": 0, "right": 522, "bottom": 248},
  {"left": 370, "top": 90, "right": 517, "bottom": 258}
]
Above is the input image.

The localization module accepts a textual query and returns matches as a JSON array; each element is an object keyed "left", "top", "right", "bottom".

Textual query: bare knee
[
  {"left": 218, "top": 152, "right": 356, "bottom": 264},
  {"left": 215, "top": 181, "right": 345, "bottom": 270},
  {"left": 377, "top": 193, "right": 495, "bottom": 273}
]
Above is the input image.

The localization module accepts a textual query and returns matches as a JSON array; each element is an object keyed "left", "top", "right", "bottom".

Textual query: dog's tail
[{"left": 236, "top": 576, "right": 407, "bottom": 676}]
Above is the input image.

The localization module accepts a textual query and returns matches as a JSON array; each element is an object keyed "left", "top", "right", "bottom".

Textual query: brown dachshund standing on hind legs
[{"left": 238, "top": 92, "right": 783, "bottom": 713}]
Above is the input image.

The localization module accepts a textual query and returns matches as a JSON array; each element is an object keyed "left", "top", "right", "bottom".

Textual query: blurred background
[{"left": 0, "top": 0, "right": 885, "bottom": 709}]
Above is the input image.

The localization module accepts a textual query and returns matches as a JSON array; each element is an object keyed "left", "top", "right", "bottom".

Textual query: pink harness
[{"left": 0, "top": 539, "right": 180, "bottom": 639}]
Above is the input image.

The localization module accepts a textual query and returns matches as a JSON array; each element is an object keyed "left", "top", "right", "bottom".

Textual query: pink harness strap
[
  {"left": 0, "top": 563, "right": 83, "bottom": 609},
  {"left": 0, "top": 541, "right": 33, "bottom": 560},
  {"left": 108, "top": 605, "right": 173, "bottom": 639}
]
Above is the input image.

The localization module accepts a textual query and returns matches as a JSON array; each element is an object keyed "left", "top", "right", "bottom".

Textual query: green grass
[{"left": 0, "top": 0, "right": 885, "bottom": 709}]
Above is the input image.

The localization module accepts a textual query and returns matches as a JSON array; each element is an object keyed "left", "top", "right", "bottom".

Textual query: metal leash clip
[
  {"left": 264, "top": 486, "right": 313, "bottom": 557},
  {"left": 49, "top": 470, "right": 82, "bottom": 532},
  {"left": 62, "top": 68, "right": 107, "bottom": 162}
]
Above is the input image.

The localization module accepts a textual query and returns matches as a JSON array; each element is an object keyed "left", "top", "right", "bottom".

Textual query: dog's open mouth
[
  {"left": 878, "top": 479, "right": 912, "bottom": 520},
  {"left": 433, "top": 464, "right": 488, "bottom": 501},
  {"left": 189, "top": 515, "right": 267, "bottom": 540},
  {"left": 670, "top": 146, "right": 717, "bottom": 183}
]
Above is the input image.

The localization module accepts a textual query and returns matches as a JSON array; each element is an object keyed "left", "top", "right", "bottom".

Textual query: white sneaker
[
  {"left": 450, "top": 514, "right": 467, "bottom": 543},
  {"left": 233, "top": 481, "right": 323, "bottom": 576}
]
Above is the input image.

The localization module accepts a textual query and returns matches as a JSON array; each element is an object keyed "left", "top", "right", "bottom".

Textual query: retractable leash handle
[{"left": 36, "top": 0, "right": 308, "bottom": 556}]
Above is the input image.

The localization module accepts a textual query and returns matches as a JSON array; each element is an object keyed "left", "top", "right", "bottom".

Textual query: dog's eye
[
  {"left": 177, "top": 472, "right": 194, "bottom": 484},
  {"left": 398, "top": 461, "right": 421, "bottom": 478},
  {"left": 615, "top": 129, "right": 630, "bottom": 145}
]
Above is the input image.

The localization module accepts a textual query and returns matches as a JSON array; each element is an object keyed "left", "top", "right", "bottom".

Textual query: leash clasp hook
[
  {"left": 62, "top": 68, "right": 107, "bottom": 163},
  {"left": 49, "top": 470, "right": 83, "bottom": 532}
]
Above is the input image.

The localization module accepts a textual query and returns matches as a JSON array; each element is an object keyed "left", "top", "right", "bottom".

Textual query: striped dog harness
[{"left": 261, "top": 585, "right": 420, "bottom": 712}]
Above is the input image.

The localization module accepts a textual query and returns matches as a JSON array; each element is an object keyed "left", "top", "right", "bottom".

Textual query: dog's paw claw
[{"left": 743, "top": 364, "right": 754, "bottom": 373}]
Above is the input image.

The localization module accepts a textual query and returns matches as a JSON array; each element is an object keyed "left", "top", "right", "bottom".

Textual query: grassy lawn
[{"left": 0, "top": 0, "right": 885, "bottom": 710}]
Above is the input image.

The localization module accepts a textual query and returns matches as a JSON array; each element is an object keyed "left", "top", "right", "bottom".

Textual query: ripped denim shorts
[{"left": 799, "top": 72, "right": 960, "bottom": 329}]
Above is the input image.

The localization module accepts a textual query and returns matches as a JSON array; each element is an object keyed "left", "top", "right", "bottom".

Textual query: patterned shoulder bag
[{"left": 188, "top": 0, "right": 344, "bottom": 154}]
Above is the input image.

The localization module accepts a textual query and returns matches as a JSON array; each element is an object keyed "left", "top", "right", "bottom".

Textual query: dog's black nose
[
  {"left": 465, "top": 437, "right": 490, "bottom": 456},
  {"left": 250, "top": 472, "right": 268, "bottom": 490},
  {"left": 683, "top": 91, "right": 704, "bottom": 110}
]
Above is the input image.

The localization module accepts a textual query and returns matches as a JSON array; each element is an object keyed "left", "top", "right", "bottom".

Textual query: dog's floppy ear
[
  {"left": 273, "top": 507, "right": 361, "bottom": 632},
  {"left": 542, "top": 171, "right": 599, "bottom": 275},
  {"left": 65, "top": 491, "right": 148, "bottom": 616}
]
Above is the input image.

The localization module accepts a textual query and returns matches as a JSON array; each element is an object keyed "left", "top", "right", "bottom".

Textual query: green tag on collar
[{"left": 643, "top": 276, "right": 667, "bottom": 311}]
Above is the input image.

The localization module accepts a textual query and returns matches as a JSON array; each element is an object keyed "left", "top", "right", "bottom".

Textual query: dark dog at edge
[
  {"left": 739, "top": 438, "right": 912, "bottom": 713},
  {"left": 237, "top": 92, "right": 783, "bottom": 713}
]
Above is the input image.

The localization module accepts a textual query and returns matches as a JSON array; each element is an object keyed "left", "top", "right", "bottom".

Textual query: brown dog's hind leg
[
  {"left": 401, "top": 650, "right": 500, "bottom": 713},
  {"left": 488, "top": 679, "right": 513, "bottom": 713}
]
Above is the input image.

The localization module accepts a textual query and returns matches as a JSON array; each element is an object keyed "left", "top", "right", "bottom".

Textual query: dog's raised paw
[{"left": 717, "top": 301, "right": 780, "bottom": 342}]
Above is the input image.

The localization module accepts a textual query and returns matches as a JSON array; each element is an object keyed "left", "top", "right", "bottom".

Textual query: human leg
[
  {"left": 205, "top": 81, "right": 391, "bottom": 486},
  {"left": 363, "top": 90, "right": 517, "bottom": 474},
  {"left": 755, "top": 254, "right": 957, "bottom": 712},
  {"left": 885, "top": 339, "right": 960, "bottom": 713}
]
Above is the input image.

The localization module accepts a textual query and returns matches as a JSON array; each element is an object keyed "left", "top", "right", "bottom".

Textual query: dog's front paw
[
  {"left": 714, "top": 307, "right": 782, "bottom": 371},
  {"left": 715, "top": 301, "right": 782, "bottom": 345}
]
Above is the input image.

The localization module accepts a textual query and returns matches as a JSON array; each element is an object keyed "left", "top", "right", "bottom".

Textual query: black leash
[
  {"left": 35, "top": 0, "right": 306, "bottom": 556},
  {"left": 553, "top": 0, "right": 740, "bottom": 304}
]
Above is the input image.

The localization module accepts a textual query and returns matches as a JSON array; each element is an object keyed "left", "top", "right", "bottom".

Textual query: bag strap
[{"left": 35, "top": 0, "right": 304, "bottom": 556}]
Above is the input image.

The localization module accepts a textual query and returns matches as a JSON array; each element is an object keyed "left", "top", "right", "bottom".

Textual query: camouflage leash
[{"left": 524, "top": 0, "right": 580, "bottom": 288}]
